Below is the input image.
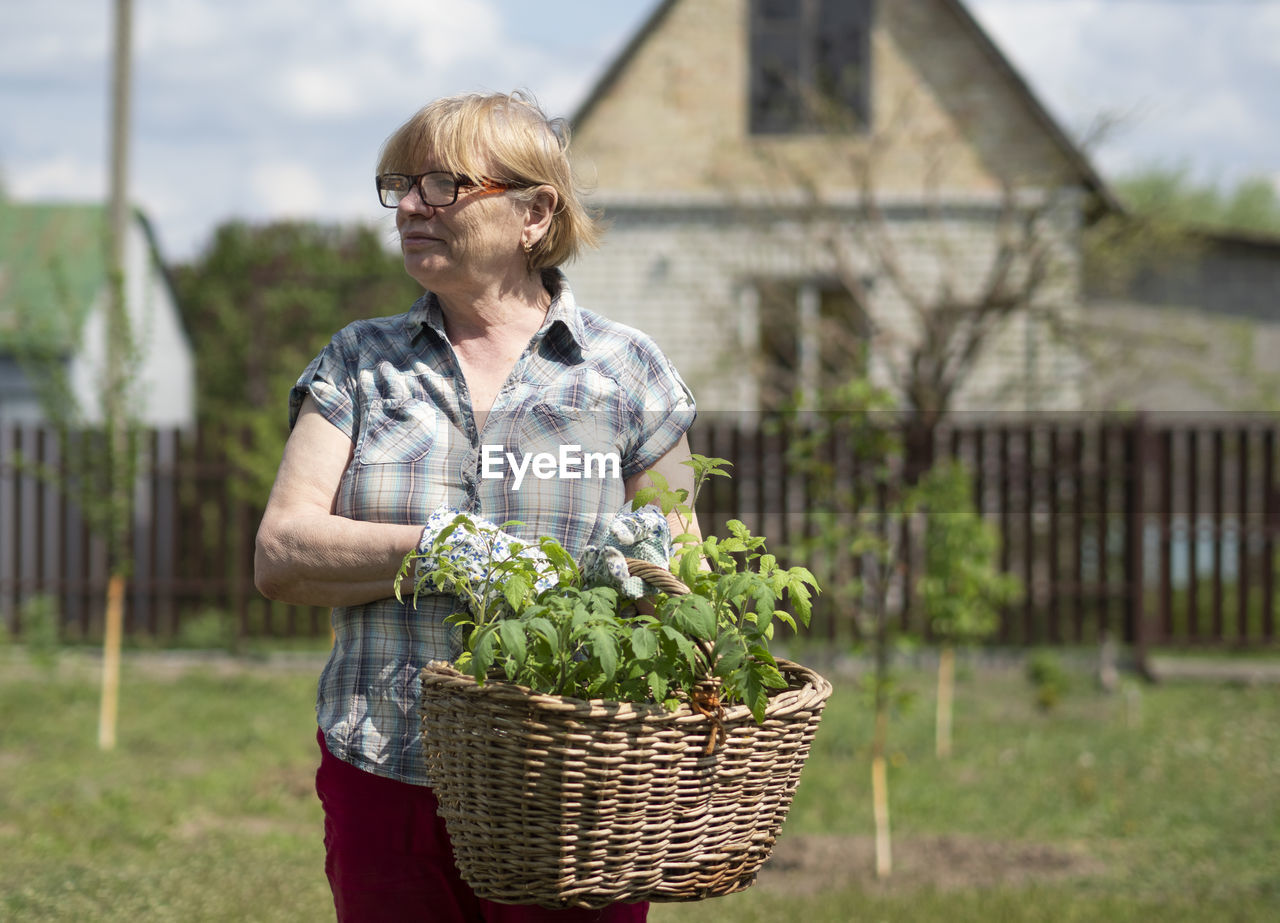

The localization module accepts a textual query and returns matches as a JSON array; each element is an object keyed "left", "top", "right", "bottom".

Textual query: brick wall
[
  {"left": 572, "top": 0, "right": 1079, "bottom": 198},
  {"left": 567, "top": 199, "right": 1084, "bottom": 413}
]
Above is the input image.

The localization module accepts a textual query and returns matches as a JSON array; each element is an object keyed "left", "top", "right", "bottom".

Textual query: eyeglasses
[{"left": 375, "top": 171, "right": 511, "bottom": 208}]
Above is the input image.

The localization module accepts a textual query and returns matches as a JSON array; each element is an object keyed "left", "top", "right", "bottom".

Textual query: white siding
[
  {"left": 568, "top": 196, "right": 1084, "bottom": 413},
  {"left": 67, "top": 215, "right": 195, "bottom": 428}
]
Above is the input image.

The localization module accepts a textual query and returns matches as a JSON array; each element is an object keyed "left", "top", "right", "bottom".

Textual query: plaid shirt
[{"left": 291, "top": 271, "right": 695, "bottom": 784}]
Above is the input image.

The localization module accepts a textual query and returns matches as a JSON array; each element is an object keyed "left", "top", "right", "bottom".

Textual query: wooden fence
[
  {"left": 689, "top": 413, "right": 1279, "bottom": 651},
  {"left": 0, "top": 425, "right": 325, "bottom": 642},
  {"left": 3, "top": 415, "right": 1278, "bottom": 649}
]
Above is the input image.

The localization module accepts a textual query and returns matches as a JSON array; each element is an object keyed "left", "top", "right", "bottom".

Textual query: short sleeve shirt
[{"left": 292, "top": 271, "right": 695, "bottom": 784}]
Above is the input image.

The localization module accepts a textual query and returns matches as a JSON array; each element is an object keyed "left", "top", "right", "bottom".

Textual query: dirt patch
[
  {"left": 757, "top": 834, "right": 1102, "bottom": 895},
  {"left": 253, "top": 764, "right": 318, "bottom": 802},
  {"left": 172, "top": 810, "right": 311, "bottom": 841}
]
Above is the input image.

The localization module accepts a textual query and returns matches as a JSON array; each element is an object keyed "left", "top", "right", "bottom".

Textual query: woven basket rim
[{"left": 420, "top": 657, "right": 832, "bottom": 723}]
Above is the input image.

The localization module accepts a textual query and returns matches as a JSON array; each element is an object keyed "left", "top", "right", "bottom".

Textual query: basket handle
[{"left": 623, "top": 558, "right": 689, "bottom": 596}]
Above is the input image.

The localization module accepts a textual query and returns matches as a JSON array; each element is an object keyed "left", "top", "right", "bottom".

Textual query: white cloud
[
  {"left": 135, "top": 0, "right": 227, "bottom": 54},
  {"left": 279, "top": 66, "right": 364, "bottom": 118},
  {"left": 0, "top": 0, "right": 108, "bottom": 75},
  {"left": 250, "top": 161, "right": 327, "bottom": 216},
  {"left": 9, "top": 154, "right": 106, "bottom": 201},
  {"left": 356, "top": 0, "right": 506, "bottom": 71},
  {"left": 968, "top": 0, "right": 1280, "bottom": 186},
  {"left": 1250, "top": 4, "right": 1280, "bottom": 67},
  {"left": 5, "top": 0, "right": 1274, "bottom": 263}
]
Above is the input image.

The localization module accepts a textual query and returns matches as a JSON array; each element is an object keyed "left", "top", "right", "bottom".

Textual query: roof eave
[
  {"left": 571, "top": 0, "right": 680, "bottom": 130},
  {"left": 941, "top": 0, "right": 1125, "bottom": 220}
]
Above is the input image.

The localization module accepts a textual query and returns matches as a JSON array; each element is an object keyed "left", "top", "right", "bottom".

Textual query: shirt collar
[
  {"left": 538, "top": 269, "right": 588, "bottom": 355},
  {"left": 407, "top": 269, "right": 588, "bottom": 357}
]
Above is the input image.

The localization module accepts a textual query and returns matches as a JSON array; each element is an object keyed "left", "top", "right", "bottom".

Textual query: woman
[{"left": 254, "top": 91, "right": 696, "bottom": 922}]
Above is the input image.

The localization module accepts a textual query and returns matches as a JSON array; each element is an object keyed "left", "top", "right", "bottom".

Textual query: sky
[{"left": 1, "top": 0, "right": 1277, "bottom": 264}]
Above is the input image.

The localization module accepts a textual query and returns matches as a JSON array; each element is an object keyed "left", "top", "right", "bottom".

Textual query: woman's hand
[{"left": 254, "top": 395, "right": 423, "bottom": 607}]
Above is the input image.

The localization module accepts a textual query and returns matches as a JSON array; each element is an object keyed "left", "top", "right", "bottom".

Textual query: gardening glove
[
  {"left": 415, "top": 507, "right": 559, "bottom": 611},
  {"left": 578, "top": 505, "right": 673, "bottom": 599}
]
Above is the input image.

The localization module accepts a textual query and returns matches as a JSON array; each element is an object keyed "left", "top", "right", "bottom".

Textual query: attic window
[{"left": 749, "top": 0, "right": 873, "bottom": 134}]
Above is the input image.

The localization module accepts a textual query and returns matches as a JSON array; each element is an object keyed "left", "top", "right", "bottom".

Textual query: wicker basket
[{"left": 418, "top": 654, "right": 831, "bottom": 909}]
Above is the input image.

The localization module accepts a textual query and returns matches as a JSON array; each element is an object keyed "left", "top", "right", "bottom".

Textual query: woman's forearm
[
  {"left": 254, "top": 511, "right": 423, "bottom": 607},
  {"left": 255, "top": 399, "right": 425, "bottom": 608}
]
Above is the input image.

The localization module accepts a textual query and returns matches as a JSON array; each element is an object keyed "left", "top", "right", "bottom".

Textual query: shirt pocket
[
  {"left": 518, "top": 402, "right": 621, "bottom": 461},
  {"left": 356, "top": 398, "right": 437, "bottom": 465}
]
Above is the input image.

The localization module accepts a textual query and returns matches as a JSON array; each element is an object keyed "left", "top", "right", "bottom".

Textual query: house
[
  {"left": 563, "top": 0, "right": 1120, "bottom": 413},
  {"left": 1082, "top": 225, "right": 1280, "bottom": 413},
  {"left": 565, "top": 0, "right": 1213, "bottom": 415},
  {"left": 0, "top": 202, "right": 195, "bottom": 428}
]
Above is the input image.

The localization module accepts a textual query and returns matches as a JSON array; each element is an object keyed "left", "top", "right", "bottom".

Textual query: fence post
[{"left": 1126, "top": 413, "right": 1155, "bottom": 680}]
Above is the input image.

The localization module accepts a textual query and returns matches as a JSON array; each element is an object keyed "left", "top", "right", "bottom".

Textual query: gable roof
[
  {"left": 0, "top": 203, "right": 109, "bottom": 356},
  {"left": 572, "top": 0, "right": 679, "bottom": 130},
  {"left": 0, "top": 202, "right": 180, "bottom": 359},
  {"left": 937, "top": 0, "right": 1118, "bottom": 214},
  {"left": 572, "top": 0, "right": 1121, "bottom": 215}
]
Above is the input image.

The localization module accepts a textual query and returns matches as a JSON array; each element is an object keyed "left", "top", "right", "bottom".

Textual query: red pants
[{"left": 315, "top": 729, "right": 649, "bottom": 922}]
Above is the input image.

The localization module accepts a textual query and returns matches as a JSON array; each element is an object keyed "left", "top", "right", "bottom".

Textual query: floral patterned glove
[
  {"left": 578, "top": 505, "right": 673, "bottom": 599},
  {"left": 415, "top": 507, "right": 560, "bottom": 610}
]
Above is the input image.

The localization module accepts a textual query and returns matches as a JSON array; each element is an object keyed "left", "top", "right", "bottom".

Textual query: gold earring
[{"left": 523, "top": 239, "right": 533, "bottom": 253}]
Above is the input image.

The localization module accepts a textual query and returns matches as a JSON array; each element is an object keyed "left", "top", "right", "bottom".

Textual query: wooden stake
[
  {"left": 936, "top": 644, "right": 955, "bottom": 759},
  {"left": 98, "top": 573, "right": 125, "bottom": 750},
  {"left": 872, "top": 753, "right": 892, "bottom": 878}
]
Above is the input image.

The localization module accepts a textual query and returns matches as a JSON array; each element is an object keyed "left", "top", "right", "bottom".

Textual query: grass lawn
[{"left": 1, "top": 646, "right": 1277, "bottom": 921}]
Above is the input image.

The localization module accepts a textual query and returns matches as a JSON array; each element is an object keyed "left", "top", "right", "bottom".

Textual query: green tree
[
  {"left": 1113, "top": 165, "right": 1280, "bottom": 235},
  {"left": 915, "top": 461, "right": 1020, "bottom": 759},
  {"left": 172, "top": 221, "right": 420, "bottom": 500},
  {"left": 782, "top": 375, "right": 1021, "bottom": 875},
  {"left": 781, "top": 379, "right": 914, "bottom": 879}
]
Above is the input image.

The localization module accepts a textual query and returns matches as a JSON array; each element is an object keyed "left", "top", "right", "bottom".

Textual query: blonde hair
[{"left": 377, "top": 90, "right": 601, "bottom": 270}]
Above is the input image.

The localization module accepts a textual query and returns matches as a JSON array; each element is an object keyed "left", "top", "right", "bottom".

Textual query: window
[
  {"left": 749, "top": 0, "right": 873, "bottom": 134},
  {"left": 754, "top": 279, "right": 870, "bottom": 411}
]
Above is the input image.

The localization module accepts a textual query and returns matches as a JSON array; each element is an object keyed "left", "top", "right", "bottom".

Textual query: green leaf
[
  {"left": 502, "top": 572, "right": 530, "bottom": 612},
  {"left": 525, "top": 616, "right": 559, "bottom": 653},
  {"left": 471, "top": 627, "right": 497, "bottom": 683},
  {"left": 538, "top": 537, "right": 580, "bottom": 581},
  {"left": 758, "top": 662, "right": 788, "bottom": 689},
  {"left": 587, "top": 586, "right": 619, "bottom": 617},
  {"left": 745, "top": 670, "right": 767, "bottom": 724},
  {"left": 712, "top": 636, "right": 746, "bottom": 675},
  {"left": 751, "top": 583, "right": 777, "bottom": 618},
  {"left": 630, "top": 626, "right": 658, "bottom": 659},
  {"left": 667, "top": 594, "right": 716, "bottom": 641},
  {"left": 497, "top": 619, "right": 528, "bottom": 668},
  {"left": 630, "top": 486, "right": 659, "bottom": 510},
  {"left": 677, "top": 546, "right": 701, "bottom": 588},
  {"left": 773, "top": 608, "right": 797, "bottom": 632},
  {"left": 661, "top": 625, "right": 698, "bottom": 663},
  {"left": 588, "top": 626, "right": 619, "bottom": 681}
]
